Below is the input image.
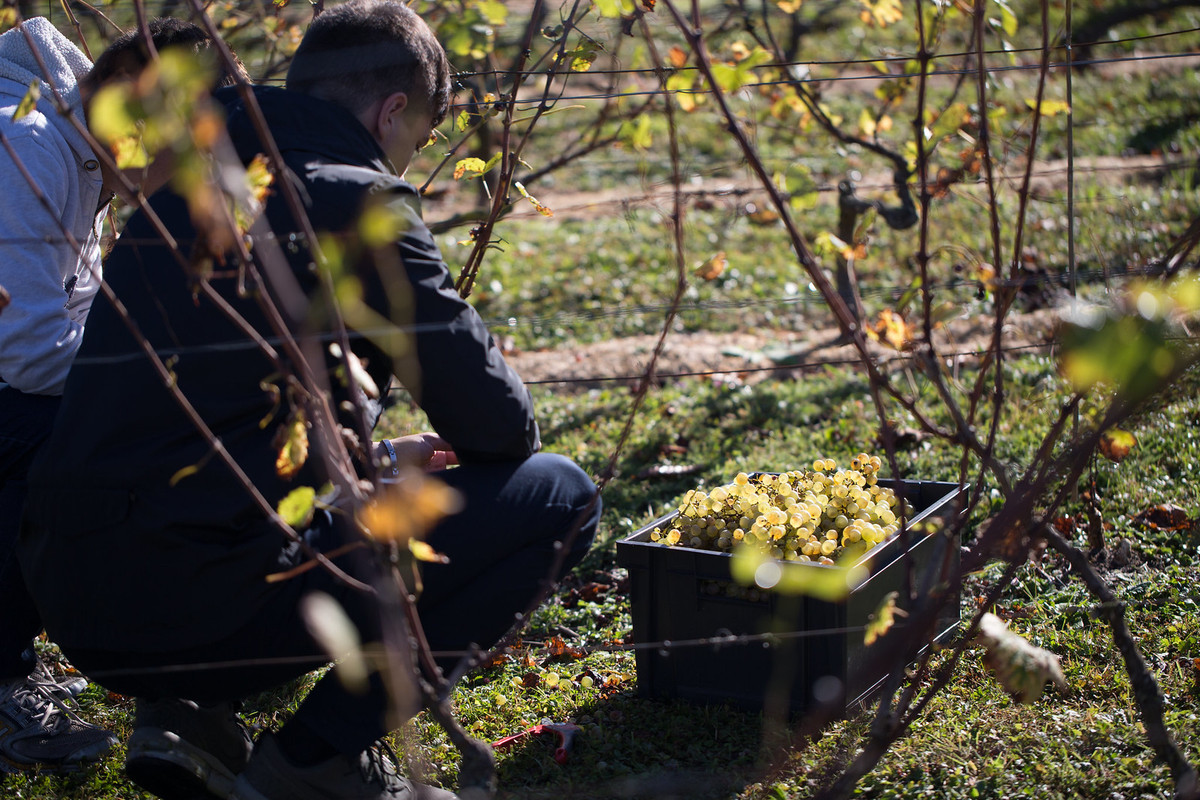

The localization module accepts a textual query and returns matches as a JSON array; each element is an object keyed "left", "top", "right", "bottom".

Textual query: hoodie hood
[
  {"left": 0, "top": 17, "right": 92, "bottom": 152},
  {"left": 218, "top": 85, "right": 394, "bottom": 175}
]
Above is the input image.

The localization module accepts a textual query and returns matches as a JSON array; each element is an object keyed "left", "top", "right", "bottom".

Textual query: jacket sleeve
[
  {"left": 364, "top": 190, "right": 540, "bottom": 462},
  {"left": 0, "top": 125, "right": 83, "bottom": 395}
]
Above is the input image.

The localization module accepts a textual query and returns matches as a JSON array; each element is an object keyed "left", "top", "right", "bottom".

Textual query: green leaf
[
  {"left": 475, "top": 0, "right": 509, "bottom": 24},
  {"left": 1058, "top": 307, "right": 1177, "bottom": 397},
  {"left": 277, "top": 486, "right": 317, "bottom": 529},
  {"left": 594, "top": 0, "right": 635, "bottom": 18},
  {"left": 621, "top": 114, "right": 652, "bottom": 151},
  {"left": 11, "top": 80, "right": 39, "bottom": 121},
  {"left": 709, "top": 47, "right": 772, "bottom": 93},
  {"left": 993, "top": 0, "right": 1018, "bottom": 36},
  {"left": 779, "top": 162, "right": 819, "bottom": 212},
  {"left": 730, "top": 543, "right": 867, "bottom": 601},
  {"left": 929, "top": 102, "right": 970, "bottom": 143}
]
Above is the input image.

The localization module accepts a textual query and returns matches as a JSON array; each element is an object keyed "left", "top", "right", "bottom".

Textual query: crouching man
[{"left": 18, "top": 2, "right": 600, "bottom": 798}]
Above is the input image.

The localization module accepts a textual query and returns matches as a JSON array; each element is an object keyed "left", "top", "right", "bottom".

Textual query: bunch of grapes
[{"left": 648, "top": 454, "right": 905, "bottom": 566}]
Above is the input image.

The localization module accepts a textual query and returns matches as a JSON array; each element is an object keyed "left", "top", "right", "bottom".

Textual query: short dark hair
[
  {"left": 285, "top": 0, "right": 451, "bottom": 127},
  {"left": 83, "top": 17, "right": 250, "bottom": 94}
]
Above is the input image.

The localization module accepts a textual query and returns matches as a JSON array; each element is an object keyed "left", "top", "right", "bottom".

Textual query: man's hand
[{"left": 385, "top": 432, "right": 458, "bottom": 472}]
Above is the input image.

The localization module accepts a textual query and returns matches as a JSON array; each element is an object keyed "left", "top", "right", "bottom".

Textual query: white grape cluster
[{"left": 648, "top": 455, "right": 904, "bottom": 565}]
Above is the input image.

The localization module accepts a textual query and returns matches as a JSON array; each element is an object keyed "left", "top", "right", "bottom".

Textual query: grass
[{"left": 13, "top": 355, "right": 1199, "bottom": 798}]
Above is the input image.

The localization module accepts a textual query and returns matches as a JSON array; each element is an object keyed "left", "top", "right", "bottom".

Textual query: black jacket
[{"left": 20, "top": 86, "right": 539, "bottom": 651}]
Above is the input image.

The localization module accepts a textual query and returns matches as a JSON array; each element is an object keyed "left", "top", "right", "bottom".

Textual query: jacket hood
[
  {"left": 218, "top": 85, "right": 394, "bottom": 175},
  {"left": 0, "top": 17, "right": 90, "bottom": 120}
]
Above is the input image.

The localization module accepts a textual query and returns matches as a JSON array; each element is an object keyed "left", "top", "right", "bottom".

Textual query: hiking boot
[
  {"left": 229, "top": 732, "right": 457, "bottom": 800},
  {"left": 0, "top": 675, "right": 117, "bottom": 773},
  {"left": 125, "top": 698, "right": 254, "bottom": 800}
]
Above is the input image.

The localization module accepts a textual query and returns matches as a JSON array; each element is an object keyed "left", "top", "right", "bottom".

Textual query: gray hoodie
[{"left": 0, "top": 17, "right": 102, "bottom": 395}]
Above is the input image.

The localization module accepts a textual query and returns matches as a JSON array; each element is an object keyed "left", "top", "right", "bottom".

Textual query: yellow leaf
[
  {"left": 358, "top": 468, "right": 463, "bottom": 543},
  {"left": 858, "top": 108, "right": 876, "bottom": 138},
  {"left": 245, "top": 153, "right": 274, "bottom": 207},
  {"left": 274, "top": 409, "right": 309, "bottom": 480},
  {"left": 409, "top": 539, "right": 450, "bottom": 564},
  {"left": 11, "top": 80, "right": 39, "bottom": 121},
  {"left": 1098, "top": 427, "right": 1137, "bottom": 463},
  {"left": 515, "top": 181, "right": 553, "bottom": 217},
  {"left": 867, "top": 309, "right": 915, "bottom": 351},
  {"left": 1026, "top": 98, "right": 1071, "bottom": 117},
  {"left": 169, "top": 463, "right": 202, "bottom": 487},
  {"left": 858, "top": 0, "right": 903, "bottom": 26},
  {"left": 110, "top": 134, "right": 150, "bottom": 169},
  {"left": 695, "top": 251, "right": 726, "bottom": 281},
  {"left": 0, "top": 8, "right": 18, "bottom": 33},
  {"left": 453, "top": 157, "right": 488, "bottom": 180},
  {"left": 746, "top": 205, "right": 780, "bottom": 225},
  {"left": 277, "top": 485, "right": 317, "bottom": 528},
  {"left": 864, "top": 591, "right": 906, "bottom": 646},
  {"left": 776, "top": 0, "right": 802, "bottom": 11}
]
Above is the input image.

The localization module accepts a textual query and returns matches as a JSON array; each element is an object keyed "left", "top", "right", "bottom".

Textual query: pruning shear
[{"left": 491, "top": 718, "right": 582, "bottom": 764}]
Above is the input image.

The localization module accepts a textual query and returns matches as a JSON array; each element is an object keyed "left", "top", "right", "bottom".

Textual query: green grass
[{"left": 6, "top": 357, "right": 1200, "bottom": 799}]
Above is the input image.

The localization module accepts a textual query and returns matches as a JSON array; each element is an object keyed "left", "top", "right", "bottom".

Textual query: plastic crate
[{"left": 615, "top": 478, "right": 964, "bottom": 715}]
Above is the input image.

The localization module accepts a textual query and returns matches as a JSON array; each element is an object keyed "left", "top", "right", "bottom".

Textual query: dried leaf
[
  {"left": 542, "top": 635, "right": 585, "bottom": 661},
  {"left": 1098, "top": 427, "right": 1137, "bottom": 463},
  {"left": 695, "top": 251, "right": 726, "bottom": 281},
  {"left": 515, "top": 181, "right": 553, "bottom": 217},
  {"left": 976, "top": 613, "right": 1066, "bottom": 703},
  {"left": 746, "top": 205, "right": 779, "bottom": 225},
  {"left": 667, "top": 45, "right": 688, "bottom": 68},
  {"left": 1132, "top": 504, "right": 1193, "bottom": 532}
]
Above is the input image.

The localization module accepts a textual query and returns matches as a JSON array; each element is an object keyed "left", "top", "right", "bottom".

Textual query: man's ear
[{"left": 375, "top": 91, "right": 410, "bottom": 141}]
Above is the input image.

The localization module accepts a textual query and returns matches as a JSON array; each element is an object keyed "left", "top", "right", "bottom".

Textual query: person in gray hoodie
[{"left": 0, "top": 15, "right": 247, "bottom": 775}]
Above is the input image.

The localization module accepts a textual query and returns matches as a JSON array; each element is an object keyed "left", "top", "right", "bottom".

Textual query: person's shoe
[
  {"left": 0, "top": 675, "right": 117, "bottom": 773},
  {"left": 124, "top": 698, "right": 254, "bottom": 800},
  {"left": 24, "top": 650, "right": 89, "bottom": 700},
  {"left": 229, "top": 732, "right": 457, "bottom": 800}
]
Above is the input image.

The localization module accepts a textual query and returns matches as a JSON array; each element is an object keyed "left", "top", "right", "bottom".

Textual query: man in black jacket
[{"left": 18, "top": 2, "right": 600, "bottom": 798}]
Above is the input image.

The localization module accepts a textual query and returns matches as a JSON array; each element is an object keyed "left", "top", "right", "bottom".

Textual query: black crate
[{"left": 615, "top": 479, "right": 964, "bottom": 715}]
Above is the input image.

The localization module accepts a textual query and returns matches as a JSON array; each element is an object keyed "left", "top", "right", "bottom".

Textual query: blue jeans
[
  {"left": 68, "top": 452, "right": 601, "bottom": 757},
  {"left": 0, "top": 388, "right": 60, "bottom": 680}
]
